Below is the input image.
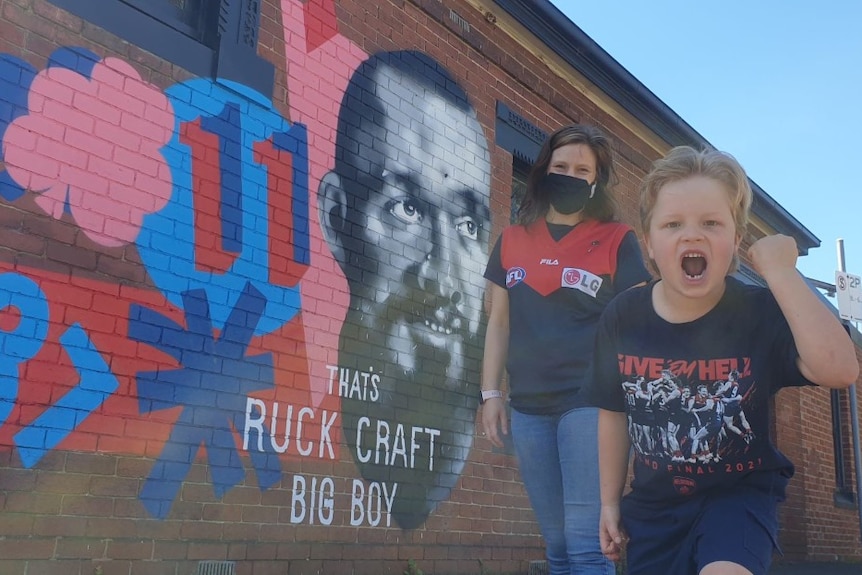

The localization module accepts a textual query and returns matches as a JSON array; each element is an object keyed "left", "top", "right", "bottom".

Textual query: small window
[
  {"left": 494, "top": 101, "right": 546, "bottom": 225},
  {"left": 511, "top": 158, "right": 530, "bottom": 224},
  {"left": 48, "top": 0, "right": 273, "bottom": 98},
  {"left": 120, "top": 0, "right": 207, "bottom": 41}
]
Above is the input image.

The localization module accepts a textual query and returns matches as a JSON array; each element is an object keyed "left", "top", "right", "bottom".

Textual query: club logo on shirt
[
  {"left": 506, "top": 267, "right": 526, "bottom": 288},
  {"left": 539, "top": 258, "right": 559, "bottom": 265},
  {"left": 561, "top": 267, "right": 603, "bottom": 297},
  {"left": 673, "top": 476, "right": 696, "bottom": 495}
]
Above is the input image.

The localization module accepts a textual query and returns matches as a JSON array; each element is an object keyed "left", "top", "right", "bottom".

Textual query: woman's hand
[{"left": 481, "top": 396, "right": 508, "bottom": 449}]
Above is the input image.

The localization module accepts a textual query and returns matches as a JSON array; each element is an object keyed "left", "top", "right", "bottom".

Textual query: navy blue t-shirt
[{"left": 589, "top": 276, "right": 813, "bottom": 505}]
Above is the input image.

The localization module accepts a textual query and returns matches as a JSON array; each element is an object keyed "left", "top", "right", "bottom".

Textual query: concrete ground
[
  {"left": 531, "top": 558, "right": 862, "bottom": 574},
  {"left": 769, "top": 562, "right": 862, "bottom": 575}
]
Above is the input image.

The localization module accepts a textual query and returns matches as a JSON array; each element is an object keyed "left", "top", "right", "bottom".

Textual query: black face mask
[{"left": 541, "top": 173, "right": 596, "bottom": 215}]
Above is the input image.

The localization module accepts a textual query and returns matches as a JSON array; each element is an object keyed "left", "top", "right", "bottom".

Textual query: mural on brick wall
[
  {"left": 0, "top": 1, "right": 490, "bottom": 530},
  {"left": 319, "top": 50, "right": 490, "bottom": 529}
]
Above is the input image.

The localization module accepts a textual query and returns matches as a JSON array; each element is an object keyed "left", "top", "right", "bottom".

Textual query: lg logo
[{"left": 561, "top": 267, "right": 602, "bottom": 297}]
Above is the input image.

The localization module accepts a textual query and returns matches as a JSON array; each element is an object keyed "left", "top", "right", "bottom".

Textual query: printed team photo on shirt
[{"left": 617, "top": 360, "right": 760, "bottom": 480}]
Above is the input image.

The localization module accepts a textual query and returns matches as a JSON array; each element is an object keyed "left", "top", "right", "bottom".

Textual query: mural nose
[{"left": 419, "top": 255, "right": 457, "bottom": 300}]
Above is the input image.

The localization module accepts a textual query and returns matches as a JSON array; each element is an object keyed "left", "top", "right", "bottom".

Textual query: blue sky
[{"left": 549, "top": 1, "right": 862, "bottom": 297}]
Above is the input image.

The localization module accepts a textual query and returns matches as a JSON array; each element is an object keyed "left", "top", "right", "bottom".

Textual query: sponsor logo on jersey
[
  {"left": 506, "top": 267, "right": 526, "bottom": 288},
  {"left": 539, "top": 258, "right": 559, "bottom": 265},
  {"left": 561, "top": 267, "right": 603, "bottom": 297}
]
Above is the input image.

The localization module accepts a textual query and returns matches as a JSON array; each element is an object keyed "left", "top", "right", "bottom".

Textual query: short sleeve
[
  {"left": 613, "top": 231, "right": 652, "bottom": 292},
  {"left": 483, "top": 234, "right": 506, "bottom": 288},
  {"left": 587, "top": 303, "right": 627, "bottom": 412},
  {"left": 763, "top": 292, "right": 814, "bottom": 391}
]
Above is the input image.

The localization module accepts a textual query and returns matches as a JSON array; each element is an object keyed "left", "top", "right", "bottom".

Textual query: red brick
[
  {"left": 129, "top": 561, "right": 183, "bottom": 575},
  {"left": 0, "top": 0, "right": 857, "bottom": 569},
  {"left": 55, "top": 537, "right": 108, "bottom": 559},
  {"left": 16, "top": 560, "right": 92, "bottom": 574},
  {"left": 4, "top": 491, "right": 62, "bottom": 514},
  {"left": 106, "top": 539, "right": 154, "bottom": 560},
  {"left": 0, "top": 538, "right": 56, "bottom": 559},
  {"left": 46, "top": 241, "right": 98, "bottom": 270},
  {"left": 0, "top": 513, "right": 35, "bottom": 536},
  {"left": 60, "top": 494, "right": 114, "bottom": 516},
  {"left": 0, "top": 18, "right": 26, "bottom": 49}
]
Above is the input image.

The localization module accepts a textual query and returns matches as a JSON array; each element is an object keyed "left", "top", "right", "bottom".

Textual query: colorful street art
[{"left": 0, "top": 0, "right": 489, "bottom": 529}]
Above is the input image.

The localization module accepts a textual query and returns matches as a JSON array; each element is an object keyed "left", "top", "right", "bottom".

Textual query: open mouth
[
  {"left": 389, "top": 288, "right": 471, "bottom": 347},
  {"left": 681, "top": 252, "right": 707, "bottom": 279}
]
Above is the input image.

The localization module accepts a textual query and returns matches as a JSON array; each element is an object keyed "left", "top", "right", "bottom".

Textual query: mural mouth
[
  {"left": 422, "top": 308, "right": 462, "bottom": 335},
  {"left": 402, "top": 304, "right": 467, "bottom": 348},
  {"left": 411, "top": 314, "right": 462, "bottom": 349}
]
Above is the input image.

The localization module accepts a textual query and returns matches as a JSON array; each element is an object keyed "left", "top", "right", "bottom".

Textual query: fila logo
[
  {"left": 539, "top": 258, "right": 559, "bottom": 265},
  {"left": 561, "top": 267, "right": 603, "bottom": 297},
  {"left": 506, "top": 267, "right": 526, "bottom": 288}
]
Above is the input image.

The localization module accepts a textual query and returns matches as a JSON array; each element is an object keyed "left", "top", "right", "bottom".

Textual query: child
[{"left": 589, "top": 146, "right": 859, "bottom": 575}]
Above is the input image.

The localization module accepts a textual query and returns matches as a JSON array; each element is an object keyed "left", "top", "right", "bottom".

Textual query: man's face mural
[{"left": 319, "top": 51, "right": 491, "bottom": 529}]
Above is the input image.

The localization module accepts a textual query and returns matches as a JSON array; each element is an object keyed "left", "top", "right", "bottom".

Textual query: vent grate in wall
[
  {"left": 195, "top": 561, "right": 236, "bottom": 575},
  {"left": 449, "top": 9, "right": 471, "bottom": 33}
]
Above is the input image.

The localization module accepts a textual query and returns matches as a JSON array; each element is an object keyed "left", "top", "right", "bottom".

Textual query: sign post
[
  {"left": 836, "top": 270, "right": 862, "bottom": 323},
  {"left": 837, "top": 238, "right": 862, "bottom": 545}
]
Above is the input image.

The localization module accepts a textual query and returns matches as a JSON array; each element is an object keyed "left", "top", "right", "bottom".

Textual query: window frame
[
  {"left": 510, "top": 158, "right": 529, "bottom": 224},
  {"left": 495, "top": 101, "right": 546, "bottom": 168},
  {"left": 494, "top": 101, "right": 547, "bottom": 225},
  {"left": 120, "top": 0, "right": 205, "bottom": 40},
  {"left": 47, "top": 0, "right": 273, "bottom": 98}
]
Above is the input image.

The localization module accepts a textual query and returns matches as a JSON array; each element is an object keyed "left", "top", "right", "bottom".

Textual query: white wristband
[{"left": 481, "top": 389, "right": 504, "bottom": 401}]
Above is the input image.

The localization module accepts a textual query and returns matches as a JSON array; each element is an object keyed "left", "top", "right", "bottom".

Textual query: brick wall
[
  {"left": 0, "top": 0, "right": 859, "bottom": 573},
  {"left": 774, "top": 350, "right": 862, "bottom": 562}
]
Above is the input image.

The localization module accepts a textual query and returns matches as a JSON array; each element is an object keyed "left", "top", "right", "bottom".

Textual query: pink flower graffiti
[{"left": 3, "top": 57, "right": 174, "bottom": 247}]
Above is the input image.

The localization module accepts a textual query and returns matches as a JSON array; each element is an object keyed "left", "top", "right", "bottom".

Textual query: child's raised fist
[{"left": 748, "top": 234, "right": 798, "bottom": 280}]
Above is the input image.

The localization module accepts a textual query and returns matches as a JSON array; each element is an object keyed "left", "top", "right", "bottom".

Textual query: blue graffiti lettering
[
  {"left": 14, "top": 323, "right": 119, "bottom": 468},
  {"left": 271, "top": 128, "right": 310, "bottom": 268},
  {"left": 0, "top": 273, "right": 49, "bottom": 425},
  {"left": 137, "top": 78, "right": 309, "bottom": 336},
  {"left": 201, "top": 101, "right": 244, "bottom": 253}
]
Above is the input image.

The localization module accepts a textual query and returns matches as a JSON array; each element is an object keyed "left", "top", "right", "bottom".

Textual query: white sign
[{"left": 836, "top": 271, "right": 862, "bottom": 322}]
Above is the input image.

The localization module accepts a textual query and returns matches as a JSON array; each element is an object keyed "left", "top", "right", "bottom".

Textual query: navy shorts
[{"left": 622, "top": 480, "right": 786, "bottom": 575}]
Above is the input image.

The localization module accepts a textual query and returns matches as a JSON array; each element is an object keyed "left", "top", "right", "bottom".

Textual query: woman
[{"left": 480, "top": 123, "right": 650, "bottom": 574}]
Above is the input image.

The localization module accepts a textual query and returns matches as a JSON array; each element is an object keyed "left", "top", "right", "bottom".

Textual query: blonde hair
[{"left": 639, "top": 146, "right": 753, "bottom": 273}]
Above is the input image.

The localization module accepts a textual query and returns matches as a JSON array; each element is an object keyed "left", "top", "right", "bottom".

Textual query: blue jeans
[{"left": 511, "top": 407, "right": 614, "bottom": 575}]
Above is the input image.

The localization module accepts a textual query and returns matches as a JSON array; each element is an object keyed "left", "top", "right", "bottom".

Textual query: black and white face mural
[{"left": 319, "top": 50, "right": 491, "bottom": 529}]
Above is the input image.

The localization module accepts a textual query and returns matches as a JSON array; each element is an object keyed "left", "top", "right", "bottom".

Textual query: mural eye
[
  {"left": 388, "top": 198, "right": 423, "bottom": 225},
  {"left": 454, "top": 216, "right": 478, "bottom": 240}
]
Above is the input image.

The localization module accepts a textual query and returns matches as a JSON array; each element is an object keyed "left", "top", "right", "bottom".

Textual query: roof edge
[{"left": 493, "top": 0, "right": 819, "bottom": 253}]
